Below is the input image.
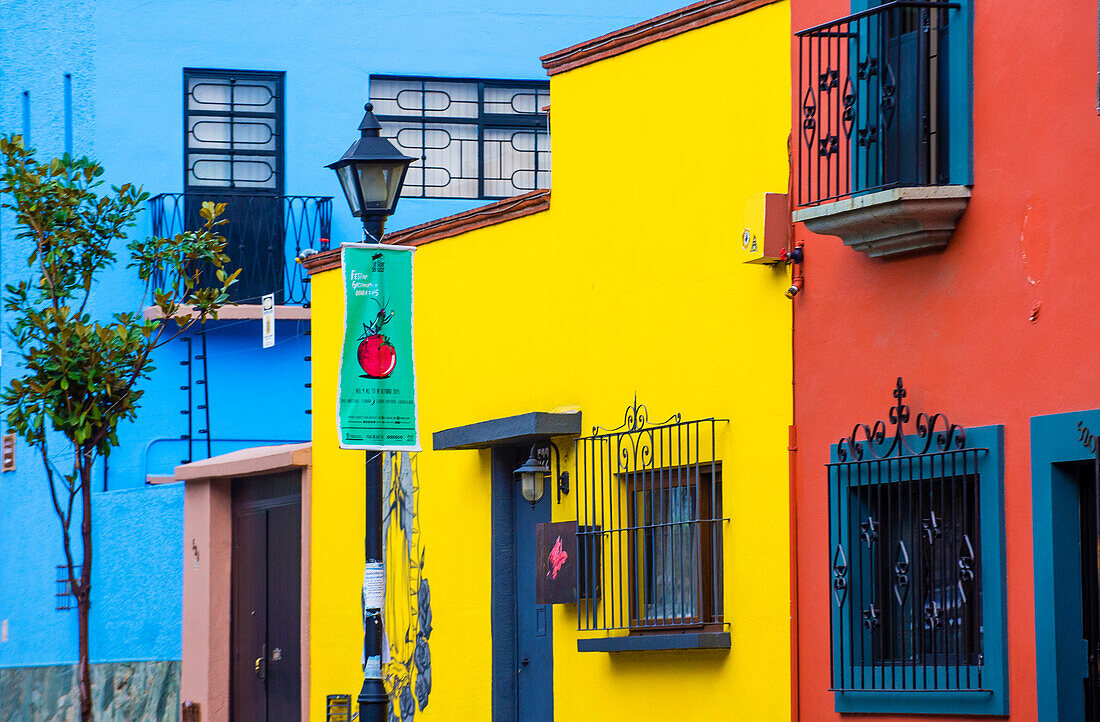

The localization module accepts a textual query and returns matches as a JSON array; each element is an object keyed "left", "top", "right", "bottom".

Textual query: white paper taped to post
[{"left": 363, "top": 561, "right": 385, "bottom": 609}]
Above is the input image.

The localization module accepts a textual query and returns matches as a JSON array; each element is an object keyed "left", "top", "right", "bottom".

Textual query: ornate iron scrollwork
[
  {"left": 837, "top": 377, "right": 967, "bottom": 461},
  {"left": 841, "top": 78, "right": 856, "bottom": 138},
  {"left": 818, "top": 135, "right": 840, "bottom": 157},
  {"left": 862, "top": 603, "right": 881, "bottom": 631},
  {"left": 593, "top": 394, "right": 681, "bottom": 436},
  {"left": 922, "top": 510, "right": 942, "bottom": 545},
  {"left": 802, "top": 88, "right": 817, "bottom": 149},
  {"left": 957, "top": 533, "right": 976, "bottom": 603},
  {"left": 892, "top": 540, "right": 911, "bottom": 605},
  {"left": 859, "top": 516, "right": 879, "bottom": 548},
  {"left": 832, "top": 543, "right": 849, "bottom": 608},
  {"left": 923, "top": 600, "right": 943, "bottom": 630},
  {"left": 856, "top": 56, "right": 879, "bottom": 80}
]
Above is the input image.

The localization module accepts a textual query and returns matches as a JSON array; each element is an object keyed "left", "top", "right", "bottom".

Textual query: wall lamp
[{"left": 514, "top": 441, "right": 570, "bottom": 504}]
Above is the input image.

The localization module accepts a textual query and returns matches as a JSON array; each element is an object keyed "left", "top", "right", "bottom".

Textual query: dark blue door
[
  {"left": 515, "top": 460, "right": 553, "bottom": 722},
  {"left": 492, "top": 446, "right": 553, "bottom": 721}
]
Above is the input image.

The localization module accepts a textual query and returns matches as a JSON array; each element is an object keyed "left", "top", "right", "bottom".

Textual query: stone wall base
[{"left": 0, "top": 660, "right": 180, "bottom": 721}]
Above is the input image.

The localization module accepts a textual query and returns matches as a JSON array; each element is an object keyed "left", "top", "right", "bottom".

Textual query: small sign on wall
[
  {"left": 536, "top": 521, "right": 577, "bottom": 605},
  {"left": 262, "top": 293, "right": 275, "bottom": 348}
]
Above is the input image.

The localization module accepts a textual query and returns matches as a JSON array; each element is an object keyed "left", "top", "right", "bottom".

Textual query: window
[
  {"left": 184, "top": 69, "right": 284, "bottom": 193},
  {"left": 828, "top": 378, "right": 1006, "bottom": 715},
  {"left": 181, "top": 69, "right": 289, "bottom": 303},
  {"left": 629, "top": 464, "right": 722, "bottom": 628},
  {"left": 574, "top": 400, "right": 725, "bottom": 642},
  {"left": 369, "top": 75, "right": 550, "bottom": 200}
]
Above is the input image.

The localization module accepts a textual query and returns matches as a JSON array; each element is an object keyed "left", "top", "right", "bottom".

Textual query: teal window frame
[
  {"left": 1031, "top": 409, "right": 1100, "bottom": 721},
  {"left": 829, "top": 425, "right": 1007, "bottom": 715}
]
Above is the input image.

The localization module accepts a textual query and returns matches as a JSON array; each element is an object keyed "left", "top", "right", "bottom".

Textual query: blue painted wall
[{"left": 0, "top": 0, "right": 679, "bottom": 669}]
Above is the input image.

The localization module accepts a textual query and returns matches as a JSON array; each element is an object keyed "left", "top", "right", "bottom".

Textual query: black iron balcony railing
[
  {"left": 796, "top": 1, "right": 960, "bottom": 207},
  {"left": 148, "top": 193, "right": 333, "bottom": 305}
]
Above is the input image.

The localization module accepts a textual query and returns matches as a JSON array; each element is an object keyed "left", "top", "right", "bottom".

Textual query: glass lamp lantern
[
  {"left": 327, "top": 103, "right": 415, "bottom": 240},
  {"left": 514, "top": 450, "right": 550, "bottom": 504}
]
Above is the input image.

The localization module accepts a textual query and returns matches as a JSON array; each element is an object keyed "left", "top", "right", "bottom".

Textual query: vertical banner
[{"left": 338, "top": 243, "right": 419, "bottom": 450}]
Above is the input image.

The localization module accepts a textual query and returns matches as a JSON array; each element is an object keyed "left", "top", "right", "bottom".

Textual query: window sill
[
  {"left": 793, "top": 185, "right": 971, "bottom": 258},
  {"left": 577, "top": 631, "right": 730, "bottom": 653}
]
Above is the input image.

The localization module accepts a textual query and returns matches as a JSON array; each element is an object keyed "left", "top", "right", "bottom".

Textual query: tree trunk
[{"left": 78, "top": 452, "right": 94, "bottom": 722}]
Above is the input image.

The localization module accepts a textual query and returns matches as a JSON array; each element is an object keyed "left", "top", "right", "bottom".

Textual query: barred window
[
  {"left": 575, "top": 399, "right": 724, "bottom": 636},
  {"left": 828, "top": 378, "right": 1007, "bottom": 716},
  {"left": 630, "top": 465, "right": 722, "bottom": 627},
  {"left": 184, "top": 69, "right": 284, "bottom": 192},
  {"left": 369, "top": 75, "right": 549, "bottom": 200}
]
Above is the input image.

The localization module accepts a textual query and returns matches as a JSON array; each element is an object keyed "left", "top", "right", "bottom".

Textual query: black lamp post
[
  {"left": 327, "top": 103, "right": 415, "bottom": 241},
  {"left": 329, "top": 103, "right": 413, "bottom": 722}
]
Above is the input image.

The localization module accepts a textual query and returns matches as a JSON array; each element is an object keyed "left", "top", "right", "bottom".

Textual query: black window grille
[
  {"left": 369, "top": 75, "right": 550, "bottom": 200},
  {"left": 795, "top": 1, "right": 961, "bottom": 206},
  {"left": 829, "top": 378, "right": 986, "bottom": 692},
  {"left": 55, "top": 564, "right": 80, "bottom": 612},
  {"left": 184, "top": 69, "right": 284, "bottom": 193},
  {"left": 575, "top": 398, "right": 724, "bottom": 633}
]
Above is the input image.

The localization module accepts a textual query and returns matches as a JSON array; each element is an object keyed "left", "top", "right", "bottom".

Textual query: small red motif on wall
[{"left": 547, "top": 535, "right": 568, "bottom": 580}]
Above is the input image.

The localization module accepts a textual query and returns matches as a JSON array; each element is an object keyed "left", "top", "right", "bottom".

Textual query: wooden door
[{"left": 231, "top": 472, "right": 302, "bottom": 721}]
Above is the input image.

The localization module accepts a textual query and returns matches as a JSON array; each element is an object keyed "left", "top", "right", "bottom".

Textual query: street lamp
[
  {"left": 329, "top": 102, "right": 413, "bottom": 722},
  {"left": 327, "top": 103, "right": 415, "bottom": 241}
]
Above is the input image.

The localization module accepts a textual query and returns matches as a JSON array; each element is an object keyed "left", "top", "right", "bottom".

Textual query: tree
[{"left": 0, "top": 136, "right": 238, "bottom": 722}]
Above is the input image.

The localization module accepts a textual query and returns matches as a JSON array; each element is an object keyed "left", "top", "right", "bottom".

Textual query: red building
[{"left": 789, "top": 0, "right": 1100, "bottom": 719}]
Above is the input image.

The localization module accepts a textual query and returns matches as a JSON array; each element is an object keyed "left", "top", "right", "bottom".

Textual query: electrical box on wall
[{"left": 740, "top": 192, "right": 789, "bottom": 264}]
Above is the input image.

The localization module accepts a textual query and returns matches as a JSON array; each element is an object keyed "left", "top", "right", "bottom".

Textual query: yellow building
[{"left": 304, "top": 0, "right": 793, "bottom": 718}]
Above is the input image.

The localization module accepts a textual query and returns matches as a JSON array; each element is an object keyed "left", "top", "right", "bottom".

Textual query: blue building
[{"left": 0, "top": 1, "right": 675, "bottom": 717}]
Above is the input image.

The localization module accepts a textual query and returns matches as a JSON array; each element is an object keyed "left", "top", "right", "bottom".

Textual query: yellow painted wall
[{"left": 310, "top": 2, "right": 792, "bottom": 719}]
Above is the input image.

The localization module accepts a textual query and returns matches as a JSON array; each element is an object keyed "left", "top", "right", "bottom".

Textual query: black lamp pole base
[{"left": 358, "top": 678, "right": 388, "bottom": 722}]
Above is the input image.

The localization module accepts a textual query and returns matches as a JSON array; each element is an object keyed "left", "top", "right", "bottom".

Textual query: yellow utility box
[{"left": 741, "top": 191, "right": 789, "bottom": 264}]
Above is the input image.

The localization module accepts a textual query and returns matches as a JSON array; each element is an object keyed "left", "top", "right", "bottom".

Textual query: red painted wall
[{"left": 789, "top": 0, "right": 1100, "bottom": 719}]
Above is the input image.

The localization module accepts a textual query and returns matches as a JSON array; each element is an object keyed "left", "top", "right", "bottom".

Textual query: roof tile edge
[
  {"left": 540, "top": 0, "right": 779, "bottom": 76},
  {"left": 302, "top": 190, "right": 550, "bottom": 274}
]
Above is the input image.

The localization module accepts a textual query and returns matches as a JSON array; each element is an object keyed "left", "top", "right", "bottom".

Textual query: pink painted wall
[
  {"left": 181, "top": 478, "right": 232, "bottom": 720},
  {"left": 789, "top": 0, "right": 1100, "bottom": 720}
]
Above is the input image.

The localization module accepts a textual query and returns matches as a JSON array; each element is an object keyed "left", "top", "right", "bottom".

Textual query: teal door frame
[{"left": 1032, "top": 409, "right": 1100, "bottom": 720}]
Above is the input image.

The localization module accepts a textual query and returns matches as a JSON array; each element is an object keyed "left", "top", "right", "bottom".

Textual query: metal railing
[
  {"left": 575, "top": 398, "right": 725, "bottom": 633},
  {"left": 148, "top": 193, "right": 332, "bottom": 305},
  {"left": 796, "top": 1, "right": 960, "bottom": 207},
  {"left": 829, "top": 378, "right": 987, "bottom": 693}
]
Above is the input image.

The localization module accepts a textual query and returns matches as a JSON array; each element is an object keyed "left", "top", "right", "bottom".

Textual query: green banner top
[{"left": 338, "top": 243, "right": 419, "bottom": 451}]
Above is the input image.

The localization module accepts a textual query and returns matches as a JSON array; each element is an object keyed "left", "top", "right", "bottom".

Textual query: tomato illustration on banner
[{"left": 338, "top": 244, "right": 419, "bottom": 450}]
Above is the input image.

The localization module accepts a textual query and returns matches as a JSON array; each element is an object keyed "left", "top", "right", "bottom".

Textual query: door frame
[
  {"left": 490, "top": 445, "right": 553, "bottom": 721},
  {"left": 1032, "top": 409, "right": 1100, "bottom": 721},
  {"left": 180, "top": 443, "right": 312, "bottom": 721}
]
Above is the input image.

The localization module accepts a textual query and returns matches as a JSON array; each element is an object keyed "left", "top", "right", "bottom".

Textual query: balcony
[
  {"left": 148, "top": 193, "right": 332, "bottom": 307},
  {"left": 792, "top": 1, "right": 971, "bottom": 257}
]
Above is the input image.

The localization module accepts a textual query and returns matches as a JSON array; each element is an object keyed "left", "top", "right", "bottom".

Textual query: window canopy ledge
[
  {"left": 578, "top": 632, "right": 730, "bottom": 653},
  {"left": 793, "top": 186, "right": 971, "bottom": 258}
]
